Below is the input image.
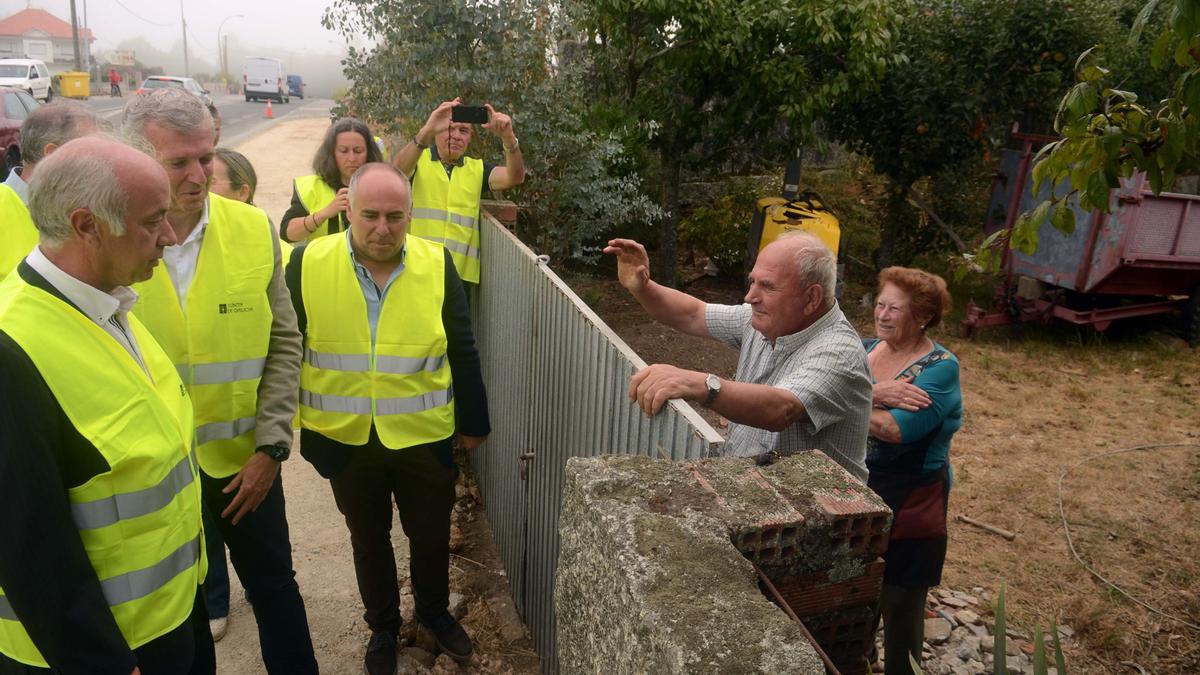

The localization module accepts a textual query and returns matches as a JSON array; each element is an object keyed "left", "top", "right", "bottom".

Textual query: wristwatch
[
  {"left": 704, "top": 373, "right": 722, "bottom": 405},
  {"left": 503, "top": 137, "right": 520, "bottom": 153},
  {"left": 256, "top": 443, "right": 291, "bottom": 462}
]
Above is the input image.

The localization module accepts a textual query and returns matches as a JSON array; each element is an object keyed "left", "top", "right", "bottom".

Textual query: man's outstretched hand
[{"left": 603, "top": 239, "right": 652, "bottom": 295}]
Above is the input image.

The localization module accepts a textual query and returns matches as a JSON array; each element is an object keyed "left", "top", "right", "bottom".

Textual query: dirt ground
[
  {"left": 570, "top": 268, "right": 1200, "bottom": 674},
  {"left": 229, "top": 115, "right": 1198, "bottom": 674}
]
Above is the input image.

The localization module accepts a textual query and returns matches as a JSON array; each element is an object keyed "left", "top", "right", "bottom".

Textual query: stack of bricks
[
  {"left": 692, "top": 454, "right": 891, "bottom": 675},
  {"left": 555, "top": 451, "right": 891, "bottom": 675}
]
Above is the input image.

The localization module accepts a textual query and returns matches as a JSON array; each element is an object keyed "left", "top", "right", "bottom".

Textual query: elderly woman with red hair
[{"left": 865, "top": 267, "right": 963, "bottom": 675}]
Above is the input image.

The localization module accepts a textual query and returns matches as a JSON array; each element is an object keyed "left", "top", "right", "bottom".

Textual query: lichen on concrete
[{"left": 555, "top": 454, "right": 826, "bottom": 674}]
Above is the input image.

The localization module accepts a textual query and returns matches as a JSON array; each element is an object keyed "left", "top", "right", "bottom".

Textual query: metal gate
[{"left": 471, "top": 211, "right": 725, "bottom": 672}]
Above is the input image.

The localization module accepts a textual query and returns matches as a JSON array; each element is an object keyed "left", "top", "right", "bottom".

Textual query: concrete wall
[{"left": 556, "top": 452, "right": 891, "bottom": 675}]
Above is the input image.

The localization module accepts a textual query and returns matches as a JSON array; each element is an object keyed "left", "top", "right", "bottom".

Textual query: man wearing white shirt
[
  {"left": 0, "top": 136, "right": 215, "bottom": 674},
  {"left": 120, "top": 89, "right": 317, "bottom": 674}
]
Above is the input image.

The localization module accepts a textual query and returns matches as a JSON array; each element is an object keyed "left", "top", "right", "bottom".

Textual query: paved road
[{"left": 75, "top": 93, "right": 332, "bottom": 147}]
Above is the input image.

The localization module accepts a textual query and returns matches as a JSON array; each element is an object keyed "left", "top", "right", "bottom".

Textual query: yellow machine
[{"left": 754, "top": 194, "right": 840, "bottom": 257}]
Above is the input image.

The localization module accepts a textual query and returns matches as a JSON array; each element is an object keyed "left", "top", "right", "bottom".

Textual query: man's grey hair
[
  {"left": 347, "top": 162, "right": 412, "bottom": 211},
  {"left": 19, "top": 101, "right": 101, "bottom": 167},
  {"left": 778, "top": 231, "right": 836, "bottom": 307},
  {"left": 121, "top": 87, "right": 212, "bottom": 141},
  {"left": 29, "top": 140, "right": 128, "bottom": 248}
]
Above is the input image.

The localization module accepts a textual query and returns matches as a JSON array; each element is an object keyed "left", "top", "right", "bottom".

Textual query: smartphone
[{"left": 451, "top": 105, "right": 489, "bottom": 124}]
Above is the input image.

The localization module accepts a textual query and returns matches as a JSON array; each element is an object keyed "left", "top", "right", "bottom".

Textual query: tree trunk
[
  {"left": 656, "top": 147, "right": 681, "bottom": 287},
  {"left": 877, "top": 183, "right": 917, "bottom": 269}
]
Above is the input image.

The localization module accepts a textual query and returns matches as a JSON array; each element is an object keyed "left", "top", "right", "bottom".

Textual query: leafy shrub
[{"left": 678, "top": 178, "right": 763, "bottom": 277}]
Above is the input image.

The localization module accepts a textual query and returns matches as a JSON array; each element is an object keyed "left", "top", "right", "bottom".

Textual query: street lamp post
[{"left": 217, "top": 14, "right": 244, "bottom": 88}]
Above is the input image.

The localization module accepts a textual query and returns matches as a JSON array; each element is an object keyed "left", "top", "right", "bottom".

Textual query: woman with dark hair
[
  {"left": 281, "top": 117, "right": 382, "bottom": 243},
  {"left": 864, "top": 266, "right": 963, "bottom": 675}
]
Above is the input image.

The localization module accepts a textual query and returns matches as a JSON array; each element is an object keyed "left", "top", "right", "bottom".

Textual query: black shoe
[
  {"left": 363, "top": 630, "right": 397, "bottom": 675},
  {"left": 418, "top": 611, "right": 473, "bottom": 662}
]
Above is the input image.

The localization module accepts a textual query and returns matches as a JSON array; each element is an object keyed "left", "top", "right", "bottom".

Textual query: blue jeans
[
  {"left": 200, "top": 470, "right": 317, "bottom": 675},
  {"left": 201, "top": 506, "right": 230, "bottom": 618}
]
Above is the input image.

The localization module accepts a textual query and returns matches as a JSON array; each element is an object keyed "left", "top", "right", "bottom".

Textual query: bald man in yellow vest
[{"left": 392, "top": 99, "right": 526, "bottom": 285}]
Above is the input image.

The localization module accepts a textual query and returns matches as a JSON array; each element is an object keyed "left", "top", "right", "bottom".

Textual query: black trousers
[
  {"left": 0, "top": 586, "right": 215, "bottom": 675},
  {"left": 329, "top": 435, "right": 458, "bottom": 635},
  {"left": 200, "top": 469, "right": 317, "bottom": 675}
]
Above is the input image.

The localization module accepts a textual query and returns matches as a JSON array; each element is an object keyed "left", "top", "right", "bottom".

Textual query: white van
[
  {"left": 0, "top": 59, "right": 52, "bottom": 102},
  {"left": 243, "top": 57, "right": 288, "bottom": 104}
]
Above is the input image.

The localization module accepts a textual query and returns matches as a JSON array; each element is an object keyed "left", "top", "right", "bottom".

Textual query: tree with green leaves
[
  {"left": 827, "top": 0, "right": 1115, "bottom": 268},
  {"left": 564, "top": 0, "right": 902, "bottom": 283},
  {"left": 1021, "top": 0, "right": 1189, "bottom": 255},
  {"left": 322, "top": 0, "right": 662, "bottom": 262}
]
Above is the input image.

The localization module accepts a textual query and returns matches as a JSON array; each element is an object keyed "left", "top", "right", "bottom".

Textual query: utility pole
[
  {"left": 68, "top": 0, "right": 81, "bottom": 71},
  {"left": 180, "top": 0, "right": 189, "bottom": 77},
  {"left": 82, "top": 0, "right": 90, "bottom": 72}
]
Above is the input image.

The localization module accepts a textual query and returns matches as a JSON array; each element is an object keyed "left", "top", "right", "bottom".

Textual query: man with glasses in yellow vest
[
  {"left": 0, "top": 101, "right": 100, "bottom": 278},
  {"left": 120, "top": 89, "right": 318, "bottom": 674},
  {"left": 393, "top": 98, "right": 526, "bottom": 286},
  {"left": 0, "top": 136, "right": 214, "bottom": 674},
  {"left": 285, "top": 163, "right": 490, "bottom": 674}
]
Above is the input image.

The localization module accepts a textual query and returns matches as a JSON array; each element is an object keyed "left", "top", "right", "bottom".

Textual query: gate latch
[{"left": 518, "top": 451, "right": 535, "bottom": 481}]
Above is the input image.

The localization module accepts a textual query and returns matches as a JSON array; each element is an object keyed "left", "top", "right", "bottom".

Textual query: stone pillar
[{"left": 555, "top": 452, "right": 890, "bottom": 675}]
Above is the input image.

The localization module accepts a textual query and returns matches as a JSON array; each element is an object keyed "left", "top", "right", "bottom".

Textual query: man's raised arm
[{"left": 602, "top": 238, "right": 709, "bottom": 338}]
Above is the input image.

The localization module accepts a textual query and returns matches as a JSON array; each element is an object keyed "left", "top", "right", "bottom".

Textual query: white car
[
  {"left": 0, "top": 59, "right": 52, "bottom": 103},
  {"left": 136, "top": 76, "right": 213, "bottom": 107}
]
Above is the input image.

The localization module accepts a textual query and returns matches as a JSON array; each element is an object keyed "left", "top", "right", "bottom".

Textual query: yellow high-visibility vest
[
  {"left": 374, "top": 135, "right": 389, "bottom": 163},
  {"left": 0, "top": 185, "right": 37, "bottom": 279},
  {"left": 410, "top": 148, "right": 483, "bottom": 284},
  {"left": 293, "top": 174, "right": 338, "bottom": 241},
  {"left": 299, "top": 233, "right": 455, "bottom": 448},
  {"left": 132, "top": 194, "right": 275, "bottom": 478},
  {"left": 0, "top": 272, "right": 204, "bottom": 667}
]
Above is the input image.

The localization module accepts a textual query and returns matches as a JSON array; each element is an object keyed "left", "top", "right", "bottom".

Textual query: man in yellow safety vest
[
  {"left": 0, "top": 136, "right": 214, "bottom": 673},
  {"left": 120, "top": 88, "right": 318, "bottom": 674},
  {"left": 285, "top": 163, "right": 490, "bottom": 674},
  {"left": 393, "top": 98, "right": 526, "bottom": 285},
  {"left": 0, "top": 101, "right": 100, "bottom": 278}
]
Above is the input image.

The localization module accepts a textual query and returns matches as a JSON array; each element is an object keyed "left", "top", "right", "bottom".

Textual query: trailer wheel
[{"left": 1184, "top": 286, "right": 1200, "bottom": 346}]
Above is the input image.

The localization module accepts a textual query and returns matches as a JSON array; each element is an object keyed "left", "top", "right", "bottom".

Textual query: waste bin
[{"left": 58, "top": 72, "right": 90, "bottom": 99}]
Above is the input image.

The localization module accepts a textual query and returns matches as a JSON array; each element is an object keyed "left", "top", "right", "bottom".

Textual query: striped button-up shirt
[{"left": 705, "top": 301, "right": 872, "bottom": 482}]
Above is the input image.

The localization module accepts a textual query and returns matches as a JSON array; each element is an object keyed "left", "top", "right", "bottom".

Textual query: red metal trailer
[{"left": 962, "top": 127, "right": 1200, "bottom": 343}]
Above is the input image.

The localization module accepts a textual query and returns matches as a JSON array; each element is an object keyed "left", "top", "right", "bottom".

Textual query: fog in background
[{"left": 25, "top": 0, "right": 359, "bottom": 98}]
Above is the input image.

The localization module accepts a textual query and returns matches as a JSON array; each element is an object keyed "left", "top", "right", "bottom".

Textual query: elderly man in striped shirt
[{"left": 603, "top": 232, "right": 871, "bottom": 481}]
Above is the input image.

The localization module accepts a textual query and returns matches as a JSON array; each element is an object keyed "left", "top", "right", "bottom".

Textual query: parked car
[
  {"left": 1, "top": 86, "right": 40, "bottom": 179},
  {"left": 244, "top": 57, "right": 288, "bottom": 103},
  {"left": 287, "top": 74, "right": 305, "bottom": 100},
  {"left": 136, "top": 76, "right": 213, "bottom": 107},
  {"left": 0, "top": 59, "right": 52, "bottom": 103}
]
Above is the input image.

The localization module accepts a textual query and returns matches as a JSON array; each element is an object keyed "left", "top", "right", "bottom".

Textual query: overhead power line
[{"left": 112, "top": 0, "right": 177, "bottom": 28}]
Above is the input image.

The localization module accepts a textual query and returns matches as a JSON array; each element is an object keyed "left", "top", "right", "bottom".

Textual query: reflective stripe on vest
[
  {"left": 71, "top": 455, "right": 195, "bottom": 530},
  {"left": 293, "top": 174, "right": 339, "bottom": 241},
  {"left": 132, "top": 193, "right": 275, "bottom": 478},
  {"left": 298, "top": 233, "right": 456, "bottom": 448},
  {"left": 0, "top": 185, "right": 37, "bottom": 280},
  {"left": 0, "top": 536, "right": 200, "bottom": 622},
  {"left": 409, "top": 148, "right": 483, "bottom": 284},
  {"left": 0, "top": 274, "right": 203, "bottom": 667}
]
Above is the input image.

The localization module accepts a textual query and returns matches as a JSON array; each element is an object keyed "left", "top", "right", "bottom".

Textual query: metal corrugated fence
[{"left": 470, "top": 210, "right": 726, "bottom": 673}]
